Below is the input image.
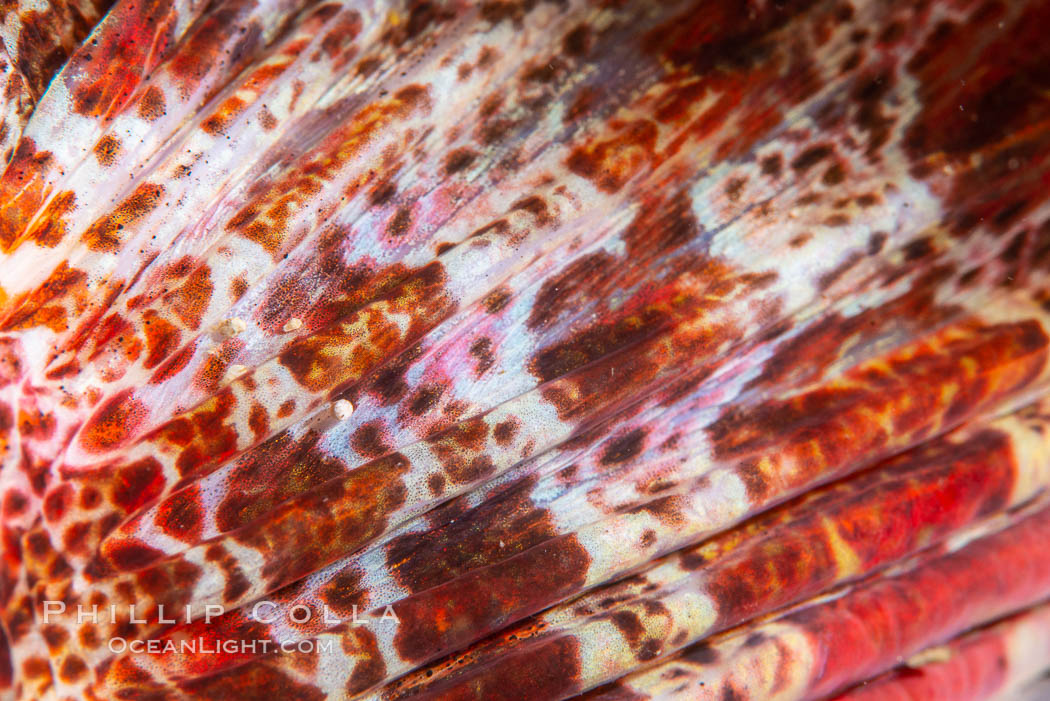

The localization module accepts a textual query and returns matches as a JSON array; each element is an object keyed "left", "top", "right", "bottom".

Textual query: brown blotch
[
  {"left": 369, "top": 343, "right": 424, "bottom": 405},
  {"left": 600, "top": 428, "right": 647, "bottom": 466},
  {"left": 369, "top": 180, "right": 397, "bottom": 207},
  {"left": 93, "top": 135, "right": 122, "bottom": 167},
  {"left": 567, "top": 120, "right": 658, "bottom": 193},
  {"left": 214, "top": 430, "right": 347, "bottom": 533},
  {"left": 155, "top": 486, "right": 204, "bottom": 542},
  {"left": 43, "top": 628, "right": 71, "bottom": 653},
  {"left": 149, "top": 343, "right": 195, "bottom": 385},
  {"left": 112, "top": 457, "right": 165, "bottom": 512},
  {"left": 387, "top": 206, "right": 412, "bottom": 237},
  {"left": 2, "top": 491, "right": 27, "bottom": 517},
  {"left": 42, "top": 483, "right": 73, "bottom": 522},
  {"left": 684, "top": 641, "right": 719, "bottom": 664},
  {"left": 25, "top": 190, "right": 76, "bottom": 249},
  {"left": 407, "top": 384, "right": 444, "bottom": 417},
  {"left": 822, "top": 162, "right": 845, "bottom": 185},
  {"left": 355, "top": 56, "right": 381, "bottom": 77},
  {"left": 790, "top": 144, "right": 833, "bottom": 172},
  {"left": 351, "top": 422, "right": 393, "bottom": 459},
  {"left": 528, "top": 252, "right": 615, "bottom": 330},
  {"left": 566, "top": 85, "right": 600, "bottom": 123},
  {"left": 258, "top": 107, "right": 278, "bottom": 130},
  {"left": 483, "top": 287, "right": 512, "bottom": 314},
  {"left": 320, "top": 569, "right": 367, "bottom": 615},
  {"left": 623, "top": 191, "right": 701, "bottom": 260},
  {"left": 387, "top": 480, "right": 590, "bottom": 668},
  {"left": 141, "top": 310, "right": 180, "bottom": 369},
  {"left": 725, "top": 177, "right": 747, "bottom": 202},
  {"left": 868, "top": 231, "right": 888, "bottom": 254},
  {"left": 204, "top": 544, "right": 251, "bottom": 603},
  {"left": 137, "top": 85, "right": 166, "bottom": 121},
  {"left": 277, "top": 399, "right": 296, "bottom": 418},
  {"left": 106, "top": 540, "right": 165, "bottom": 571},
  {"left": 58, "top": 655, "right": 87, "bottom": 682},
  {"left": 82, "top": 182, "right": 165, "bottom": 253},
  {"left": 427, "top": 472, "right": 447, "bottom": 495},
  {"left": 344, "top": 627, "right": 387, "bottom": 693},
  {"left": 21, "top": 656, "right": 50, "bottom": 679},
  {"left": 444, "top": 148, "right": 477, "bottom": 175},
  {"left": 79, "top": 390, "right": 147, "bottom": 452},
  {"left": 903, "top": 236, "right": 935, "bottom": 261},
  {"left": 563, "top": 25, "right": 592, "bottom": 56},
  {"left": 493, "top": 418, "right": 520, "bottom": 445},
  {"left": 248, "top": 402, "right": 269, "bottom": 443},
  {"left": 164, "top": 264, "right": 214, "bottom": 330},
  {"left": 470, "top": 337, "right": 495, "bottom": 376},
  {"left": 761, "top": 154, "right": 783, "bottom": 178},
  {"left": 817, "top": 251, "right": 863, "bottom": 290},
  {"left": 230, "top": 275, "right": 249, "bottom": 301}
]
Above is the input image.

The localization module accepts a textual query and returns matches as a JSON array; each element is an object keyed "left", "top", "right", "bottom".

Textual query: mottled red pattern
[{"left": 0, "top": 1, "right": 1049, "bottom": 700}]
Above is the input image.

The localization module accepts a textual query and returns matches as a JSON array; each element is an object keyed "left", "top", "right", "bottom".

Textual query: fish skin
[
  {"left": 826, "top": 602, "right": 1050, "bottom": 701},
  {"left": 366, "top": 398, "right": 1050, "bottom": 699},
  {"left": 579, "top": 497, "right": 1050, "bottom": 701},
  {"left": 0, "top": 0, "right": 117, "bottom": 161},
  {"left": 0, "top": 0, "right": 1048, "bottom": 699}
]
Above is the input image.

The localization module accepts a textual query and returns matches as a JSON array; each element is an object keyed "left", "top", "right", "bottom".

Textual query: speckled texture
[{"left": 1, "top": 0, "right": 1049, "bottom": 699}]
